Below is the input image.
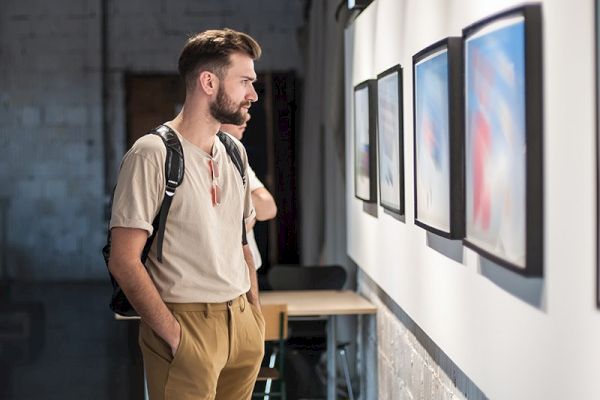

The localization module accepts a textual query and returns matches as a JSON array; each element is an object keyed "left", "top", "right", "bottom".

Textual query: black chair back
[{"left": 267, "top": 265, "right": 347, "bottom": 291}]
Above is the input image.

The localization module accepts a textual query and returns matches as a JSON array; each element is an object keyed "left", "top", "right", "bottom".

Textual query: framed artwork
[
  {"left": 463, "top": 4, "right": 543, "bottom": 276},
  {"left": 354, "top": 79, "right": 378, "bottom": 203},
  {"left": 412, "top": 37, "right": 464, "bottom": 239},
  {"left": 377, "top": 65, "right": 404, "bottom": 215}
]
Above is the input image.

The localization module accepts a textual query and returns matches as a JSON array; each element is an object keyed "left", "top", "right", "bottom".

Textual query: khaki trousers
[{"left": 139, "top": 294, "right": 265, "bottom": 400}]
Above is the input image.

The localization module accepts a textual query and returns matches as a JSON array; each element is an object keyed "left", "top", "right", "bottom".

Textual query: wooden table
[{"left": 261, "top": 290, "right": 377, "bottom": 400}]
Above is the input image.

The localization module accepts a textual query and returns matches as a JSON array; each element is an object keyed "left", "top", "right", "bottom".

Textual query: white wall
[{"left": 345, "top": 0, "right": 598, "bottom": 399}]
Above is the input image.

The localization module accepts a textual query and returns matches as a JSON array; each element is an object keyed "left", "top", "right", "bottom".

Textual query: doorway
[{"left": 123, "top": 71, "right": 300, "bottom": 272}]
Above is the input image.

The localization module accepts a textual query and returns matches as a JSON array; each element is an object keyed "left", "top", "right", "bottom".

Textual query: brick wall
[
  {"left": 0, "top": 0, "right": 104, "bottom": 280},
  {"left": 358, "top": 270, "right": 488, "bottom": 400},
  {"left": 0, "top": 0, "right": 305, "bottom": 280}
]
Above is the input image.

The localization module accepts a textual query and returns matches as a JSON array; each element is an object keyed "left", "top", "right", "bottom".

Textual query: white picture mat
[
  {"left": 377, "top": 71, "right": 401, "bottom": 211},
  {"left": 355, "top": 85, "right": 372, "bottom": 199}
]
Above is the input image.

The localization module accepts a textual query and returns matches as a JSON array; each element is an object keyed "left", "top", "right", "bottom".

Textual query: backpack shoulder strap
[
  {"left": 147, "top": 125, "right": 185, "bottom": 262},
  {"left": 217, "top": 131, "right": 245, "bottom": 185},
  {"left": 217, "top": 131, "right": 248, "bottom": 245},
  {"left": 152, "top": 125, "right": 185, "bottom": 189}
]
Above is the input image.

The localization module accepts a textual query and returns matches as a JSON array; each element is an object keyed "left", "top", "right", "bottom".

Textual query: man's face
[
  {"left": 209, "top": 52, "right": 258, "bottom": 125},
  {"left": 221, "top": 113, "right": 250, "bottom": 140}
]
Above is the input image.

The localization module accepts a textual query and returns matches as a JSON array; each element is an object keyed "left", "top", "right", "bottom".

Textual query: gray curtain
[{"left": 299, "top": 0, "right": 349, "bottom": 270}]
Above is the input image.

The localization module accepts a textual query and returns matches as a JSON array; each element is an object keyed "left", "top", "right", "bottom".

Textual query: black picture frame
[
  {"left": 412, "top": 37, "right": 465, "bottom": 239},
  {"left": 376, "top": 65, "right": 404, "bottom": 215},
  {"left": 596, "top": 0, "right": 600, "bottom": 306},
  {"left": 354, "top": 79, "right": 378, "bottom": 203},
  {"left": 462, "top": 4, "right": 543, "bottom": 276}
]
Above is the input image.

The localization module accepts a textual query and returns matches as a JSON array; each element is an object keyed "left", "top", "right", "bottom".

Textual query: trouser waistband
[{"left": 165, "top": 294, "right": 246, "bottom": 312}]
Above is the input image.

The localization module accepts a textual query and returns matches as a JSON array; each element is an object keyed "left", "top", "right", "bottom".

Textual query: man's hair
[{"left": 178, "top": 28, "right": 261, "bottom": 90}]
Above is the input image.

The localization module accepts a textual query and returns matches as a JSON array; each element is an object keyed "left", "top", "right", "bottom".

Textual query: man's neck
[{"left": 169, "top": 102, "right": 220, "bottom": 155}]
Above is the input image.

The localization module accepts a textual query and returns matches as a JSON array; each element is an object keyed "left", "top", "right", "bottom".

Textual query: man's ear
[{"left": 198, "top": 71, "right": 218, "bottom": 95}]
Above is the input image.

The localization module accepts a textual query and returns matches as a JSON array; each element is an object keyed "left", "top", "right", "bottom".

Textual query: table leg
[
  {"left": 327, "top": 315, "right": 337, "bottom": 400},
  {"left": 357, "top": 314, "right": 364, "bottom": 400},
  {"left": 364, "top": 313, "right": 377, "bottom": 400}
]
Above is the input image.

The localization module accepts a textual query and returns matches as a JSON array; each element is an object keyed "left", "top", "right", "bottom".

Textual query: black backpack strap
[
  {"left": 149, "top": 125, "right": 185, "bottom": 262},
  {"left": 241, "top": 220, "right": 248, "bottom": 246},
  {"left": 217, "top": 131, "right": 248, "bottom": 245},
  {"left": 217, "top": 131, "right": 245, "bottom": 185}
]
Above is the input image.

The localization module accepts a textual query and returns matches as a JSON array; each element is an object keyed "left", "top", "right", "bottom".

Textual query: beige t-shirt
[{"left": 109, "top": 126, "right": 256, "bottom": 303}]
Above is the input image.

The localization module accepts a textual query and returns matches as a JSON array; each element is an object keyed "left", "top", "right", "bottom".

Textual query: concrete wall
[
  {"left": 0, "top": 0, "right": 305, "bottom": 280},
  {"left": 345, "top": 0, "right": 598, "bottom": 399},
  {"left": 0, "top": 0, "right": 104, "bottom": 280},
  {"left": 105, "top": 0, "right": 306, "bottom": 186}
]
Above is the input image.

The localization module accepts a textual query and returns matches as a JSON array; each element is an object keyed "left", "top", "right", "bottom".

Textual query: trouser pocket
[
  {"left": 139, "top": 317, "right": 187, "bottom": 400},
  {"left": 139, "top": 319, "right": 175, "bottom": 364},
  {"left": 249, "top": 302, "right": 265, "bottom": 339}
]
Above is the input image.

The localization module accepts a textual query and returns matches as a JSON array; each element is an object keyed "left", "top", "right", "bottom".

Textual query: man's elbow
[
  {"left": 107, "top": 227, "right": 147, "bottom": 280},
  {"left": 107, "top": 256, "right": 122, "bottom": 279},
  {"left": 264, "top": 201, "right": 277, "bottom": 220},
  {"left": 252, "top": 188, "right": 278, "bottom": 221},
  {"left": 108, "top": 252, "right": 131, "bottom": 282},
  {"left": 256, "top": 201, "right": 277, "bottom": 221}
]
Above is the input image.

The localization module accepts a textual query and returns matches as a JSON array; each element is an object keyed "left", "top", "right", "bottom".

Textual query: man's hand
[
  {"left": 247, "top": 290, "right": 260, "bottom": 307},
  {"left": 167, "top": 319, "right": 182, "bottom": 357},
  {"left": 246, "top": 216, "right": 256, "bottom": 231}
]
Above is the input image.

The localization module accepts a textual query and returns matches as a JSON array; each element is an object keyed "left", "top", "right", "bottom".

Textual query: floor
[
  {"left": 0, "top": 281, "right": 330, "bottom": 400},
  {"left": 1, "top": 281, "right": 143, "bottom": 400}
]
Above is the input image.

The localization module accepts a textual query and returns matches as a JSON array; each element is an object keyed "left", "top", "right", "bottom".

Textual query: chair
[
  {"left": 253, "top": 303, "right": 288, "bottom": 400},
  {"left": 267, "top": 265, "right": 347, "bottom": 291},
  {"left": 266, "top": 265, "right": 355, "bottom": 399},
  {"left": 267, "top": 264, "right": 346, "bottom": 342}
]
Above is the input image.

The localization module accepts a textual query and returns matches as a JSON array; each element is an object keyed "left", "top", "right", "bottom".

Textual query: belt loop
[{"left": 240, "top": 295, "right": 246, "bottom": 312}]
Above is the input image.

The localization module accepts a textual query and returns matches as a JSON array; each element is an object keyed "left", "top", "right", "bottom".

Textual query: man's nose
[{"left": 247, "top": 83, "right": 258, "bottom": 102}]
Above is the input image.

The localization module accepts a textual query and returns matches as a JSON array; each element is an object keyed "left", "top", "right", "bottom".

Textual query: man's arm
[
  {"left": 246, "top": 187, "right": 277, "bottom": 231},
  {"left": 108, "top": 227, "right": 180, "bottom": 355},
  {"left": 243, "top": 243, "right": 260, "bottom": 310},
  {"left": 252, "top": 187, "right": 277, "bottom": 221}
]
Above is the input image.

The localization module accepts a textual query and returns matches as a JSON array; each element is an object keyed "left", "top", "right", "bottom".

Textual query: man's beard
[{"left": 210, "top": 88, "right": 249, "bottom": 125}]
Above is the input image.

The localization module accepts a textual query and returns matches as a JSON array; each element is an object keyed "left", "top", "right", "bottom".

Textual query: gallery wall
[{"left": 345, "top": 0, "right": 599, "bottom": 398}]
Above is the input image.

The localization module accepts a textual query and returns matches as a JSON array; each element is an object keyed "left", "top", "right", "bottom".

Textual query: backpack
[{"left": 102, "top": 125, "right": 247, "bottom": 316}]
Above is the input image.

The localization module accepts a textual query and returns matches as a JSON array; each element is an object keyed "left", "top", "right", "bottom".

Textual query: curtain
[{"left": 299, "top": 0, "right": 350, "bottom": 270}]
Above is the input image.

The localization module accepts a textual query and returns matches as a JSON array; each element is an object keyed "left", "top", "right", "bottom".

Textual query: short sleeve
[
  {"left": 247, "top": 165, "right": 265, "bottom": 192},
  {"left": 109, "top": 137, "right": 165, "bottom": 236}
]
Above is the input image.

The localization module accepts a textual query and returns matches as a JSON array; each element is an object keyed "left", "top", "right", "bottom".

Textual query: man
[
  {"left": 108, "top": 29, "right": 265, "bottom": 400},
  {"left": 221, "top": 114, "right": 277, "bottom": 270}
]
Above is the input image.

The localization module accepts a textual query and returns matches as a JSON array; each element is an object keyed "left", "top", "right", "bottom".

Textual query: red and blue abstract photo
[{"left": 465, "top": 15, "right": 527, "bottom": 269}]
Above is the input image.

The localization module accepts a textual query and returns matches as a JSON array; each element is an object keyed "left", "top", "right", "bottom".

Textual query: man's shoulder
[
  {"left": 128, "top": 132, "right": 168, "bottom": 159},
  {"left": 219, "top": 131, "right": 246, "bottom": 155},
  {"left": 218, "top": 131, "right": 249, "bottom": 169}
]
